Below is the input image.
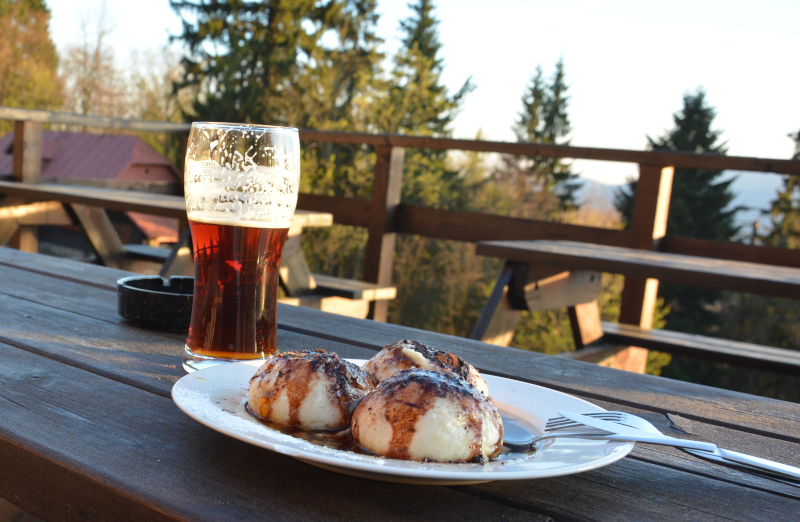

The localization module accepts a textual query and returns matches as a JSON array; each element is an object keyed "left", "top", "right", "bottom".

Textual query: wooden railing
[{"left": 3, "top": 107, "right": 800, "bottom": 364}]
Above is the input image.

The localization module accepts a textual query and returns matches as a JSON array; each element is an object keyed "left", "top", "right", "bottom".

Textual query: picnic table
[
  {"left": 0, "top": 181, "right": 395, "bottom": 318},
  {"left": 1, "top": 247, "right": 799, "bottom": 520},
  {"left": 472, "top": 239, "right": 800, "bottom": 374}
]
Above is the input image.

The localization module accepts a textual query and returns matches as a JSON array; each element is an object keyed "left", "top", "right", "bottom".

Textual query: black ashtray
[{"left": 117, "top": 276, "right": 194, "bottom": 332}]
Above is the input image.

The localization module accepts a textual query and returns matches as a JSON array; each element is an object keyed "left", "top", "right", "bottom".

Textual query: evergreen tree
[
  {"left": 510, "top": 59, "right": 581, "bottom": 211},
  {"left": 760, "top": 129, "right": 800, "bottom": 249},
  {"left": 0, "top": 0, "right": 63, "bottom": 134},
  {"left": 702, "top": 129, "right": 800, "bottom": 402},
  {"left": 172, "top": 0, "right": 385, "bottom": 204},
  {"left": 373, "top": 0, "right": 473, "bottom": 208},
  {"left": 373, "top": 0, "right": 481, "bottom": 332},
  {"left": 171, "top": 0, "right": 383, "bottom": 129},
  {"left": 614, "top": 88, "right": 740, "bottom": 336}
]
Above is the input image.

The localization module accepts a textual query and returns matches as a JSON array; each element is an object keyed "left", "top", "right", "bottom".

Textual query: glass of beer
[{"left": 181, "top": 122, "right": 300, "bottom": 372}]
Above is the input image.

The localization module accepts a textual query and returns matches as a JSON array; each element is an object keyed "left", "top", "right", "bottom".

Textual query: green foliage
[
  {"left": 0, "top": 0, "right": 63, "bottom": 134},
  {"left": 683, "top": 129, "right": 800, "bottom": 399},
  {"left": 171, "top": 0, "right": 383, "bottom": 129},
  {"left": 172, "top": 0, "right": 384, "bottom": 221},
  {"left": 370, "top": 0, "right": 473, "bottom": 209},
  {"left": 615, "top": 88, "right": 740, "bottom": 336},
  {"left": 388, "top": 236, "right": 500, "bottom": 336},
  {"left": 760, "top": 130, "right": 800, "bottom": 249},
  {"left": 504, "top": 59, "right": 581, "bottom": 212}
]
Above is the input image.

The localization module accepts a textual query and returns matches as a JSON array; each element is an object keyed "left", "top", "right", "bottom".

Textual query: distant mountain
[
  {"left": 574, "top": 178, "right": 621, "bottom": 212},
  {"left": 575, "top": 170, "right": 785, "bottom": 233}
]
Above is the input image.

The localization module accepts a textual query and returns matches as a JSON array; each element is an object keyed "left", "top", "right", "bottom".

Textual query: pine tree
[
  {"left": 171, "top": 0, "right": 383, "bottom": 129},
  {"left": 372, "top": 0, "right": 484, "bottom": 333},
  {"left": 760, "top": 129, "right": 800, "bottom": 249},
  {"left": 615, "top": 88, "right": 740, "bottom": 336},
  {"left": 172, "top": 0, "right": 386, "bottom": 204},
  {"left": 373, "top": 0, "right": 473, "bottom": 208},
  {"left": 0, "top": 0, "right": 63, "bottom": 134},
  {"left": 510, "top": 59, "right": 581, "bottom": 211}
]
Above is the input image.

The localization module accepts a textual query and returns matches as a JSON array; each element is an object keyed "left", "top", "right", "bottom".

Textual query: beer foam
[{"left": 185, "top": 160, "right": 299, "bottom": 228}]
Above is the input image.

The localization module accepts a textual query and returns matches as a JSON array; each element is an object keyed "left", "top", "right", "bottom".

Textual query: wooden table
[
  {"left": 1, "top": 247, "right": 800, "bottom": 520},
  {"left": 0, "top": 181, "right": 395, "bottom": 318},
  {"left": 476, "top": 240, "right": 800, "bottom": 300},
  {"left": 472, "top": 239, "right": 800, "bottom": 373}
]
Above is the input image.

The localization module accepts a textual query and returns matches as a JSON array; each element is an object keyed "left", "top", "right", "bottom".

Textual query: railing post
[
  {"left": 363, "top": 145, "right": 404, "bottom": 322},
  {"left": 615, "top": 164, "right": 674, "bottom": 372},
  {"left": 11, "top": 120, "right": 43, "bottom": 252}
]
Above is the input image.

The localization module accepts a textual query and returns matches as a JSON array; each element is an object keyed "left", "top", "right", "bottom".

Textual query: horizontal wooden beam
[
  {"left": 40, "top": 178, "right": 181, "bottom": 195},
  {"left": 300, "top": 130, "right": 800, "bottom": 175},
  {"left": 601, "top": 322, "right": 800, "bottom": 375},
  {"left": 0, "top": 201, "right": 71, "bottom": 226},
  {"left": 3, "top": 107, "right": 799, "bottom": 175},
  {"left": 0, "top": 181, "right": 186, "bottom": 218},
  {"left": 396, "top": 205, "right": 632, "bottom": 244},
  {"left": 297, "top": 193, "right": 371, "bottom": 228},
  {"left": 0, "top": 107, "right": 190, "bottom": 133},
  {"left": 660, "top": 235, "right": 800, "bottom": 269},
  {"left": 477, "top": 239, "right": 800, "bottom": 300}
]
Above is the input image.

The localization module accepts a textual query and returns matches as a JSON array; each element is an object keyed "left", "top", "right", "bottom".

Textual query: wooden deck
[{"left": 2, "top": 107, "right": 799, "bottom": 374}]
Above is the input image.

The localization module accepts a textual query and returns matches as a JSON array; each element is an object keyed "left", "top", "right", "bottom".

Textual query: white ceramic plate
[{"left": 172, "top": 360, "right": 634, "bottom": 485}]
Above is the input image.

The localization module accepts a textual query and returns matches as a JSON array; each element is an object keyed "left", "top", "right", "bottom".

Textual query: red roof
[
  {"left": 0, "top": 130, "right": 182, "bottom": 241},
  {"left": 0, "top": 130, "right": 180, "bottom": 182}
]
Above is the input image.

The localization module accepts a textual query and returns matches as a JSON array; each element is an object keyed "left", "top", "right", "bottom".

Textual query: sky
[{"left": 46, "top": 0, "right": 799, "bottom": 192}]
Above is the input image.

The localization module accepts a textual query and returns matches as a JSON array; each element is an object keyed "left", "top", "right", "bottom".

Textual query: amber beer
[
  {"left": 185, "top": 219, "right": 289, "bottom": 359},
  {"left": 182, "top": 122, "right": 299, "bottom": 372}
]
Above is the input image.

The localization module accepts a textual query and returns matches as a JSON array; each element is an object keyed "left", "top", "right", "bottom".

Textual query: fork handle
[{"left": 599, "top": 434, "right": 719, "bottom": 452}]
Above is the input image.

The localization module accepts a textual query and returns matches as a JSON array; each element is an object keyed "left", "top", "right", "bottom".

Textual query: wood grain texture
[
  {"left": 0, "top": 245, "right": 797, "bottom": 438},
  {"left": 0, "top": 182, "right": 187, "bottom": 218},
  {"left": 0, "top": 346, "right": 543, "bottom": 522},
  {"left": 602, "top": 322, "right": 800, "bottom": 374},
  {"left": 2, "top": 247, "right": 800, "bottom": 520},
  {"left": 363, "top": 145, "right": 404, "bottom": 321},
  {"left": 312, "top": 274, "right": 397, "bottom": 301},
  {"left": 476, "top": 240, "right": 800, "bottom": 300},
  {"left": 4, "top": 106, "right": 799, "bottom": 174},
  {"left": 1, "top": 246, "right": 798, "bottom": 442}
]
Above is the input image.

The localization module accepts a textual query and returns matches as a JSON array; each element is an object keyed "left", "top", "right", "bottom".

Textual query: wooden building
[{"left": 0, "top": 130, "right": 182, "bottom": 251}]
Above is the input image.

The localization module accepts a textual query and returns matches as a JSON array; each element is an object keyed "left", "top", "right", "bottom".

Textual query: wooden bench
[
  {"left": 0, "top": 181, "right": 396, "bottom": 319},
  {"left": 473, "top": 239, "right": 800, "bottom": 375},
  {"left": 123, "top": 241, "right": 396, "bottom": 319}
]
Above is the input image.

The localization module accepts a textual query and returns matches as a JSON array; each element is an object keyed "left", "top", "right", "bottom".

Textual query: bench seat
[
  {"left": 311, "top": 274, "right": 396, "bottom": 301},
  {"left": 561, "top": 322, "right": 800, "bottom": 375},
  {"left": 123, "top": 243, "right": 396, "bottom": 319}
]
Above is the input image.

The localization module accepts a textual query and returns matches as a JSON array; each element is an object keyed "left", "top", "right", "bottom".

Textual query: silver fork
[
  {"left": 546, "top": 411, "right": 800, "bottom": 486},
  {"left": 501, "top": 424, "right": 618, "bottom": 450},
  {"left": 501, "top": 412, "right": 626, "bottom": 451}
]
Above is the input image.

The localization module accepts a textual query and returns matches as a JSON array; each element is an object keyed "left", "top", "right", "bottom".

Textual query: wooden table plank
[
  {"left": 3, "top": 247, "right": 800, "bottom": 520},
  {"left": 476, "top": 240, "right": 800, "bottom": 299},
  {"left": 1, "top": 247, "right": 799, "bottom": 444},
  {"left": 0, "top": 180, "right": 330, "bottom": 226},
  {"left": 3, "top": 344, "right": 799, "bottom": 522},
  {"left": 0, "top": 181, "right": 187, "bottom": 218},
  {"left": 0, "top": 345, "right": 543, "bottom": 521},
  {"left": 4, "top": 267, "right": 798, "bottom": 476}
]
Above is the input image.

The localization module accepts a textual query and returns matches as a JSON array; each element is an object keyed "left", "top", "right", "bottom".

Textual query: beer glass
[{"left": 182, "top": 122, "right": 300, "bottom": 372}]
